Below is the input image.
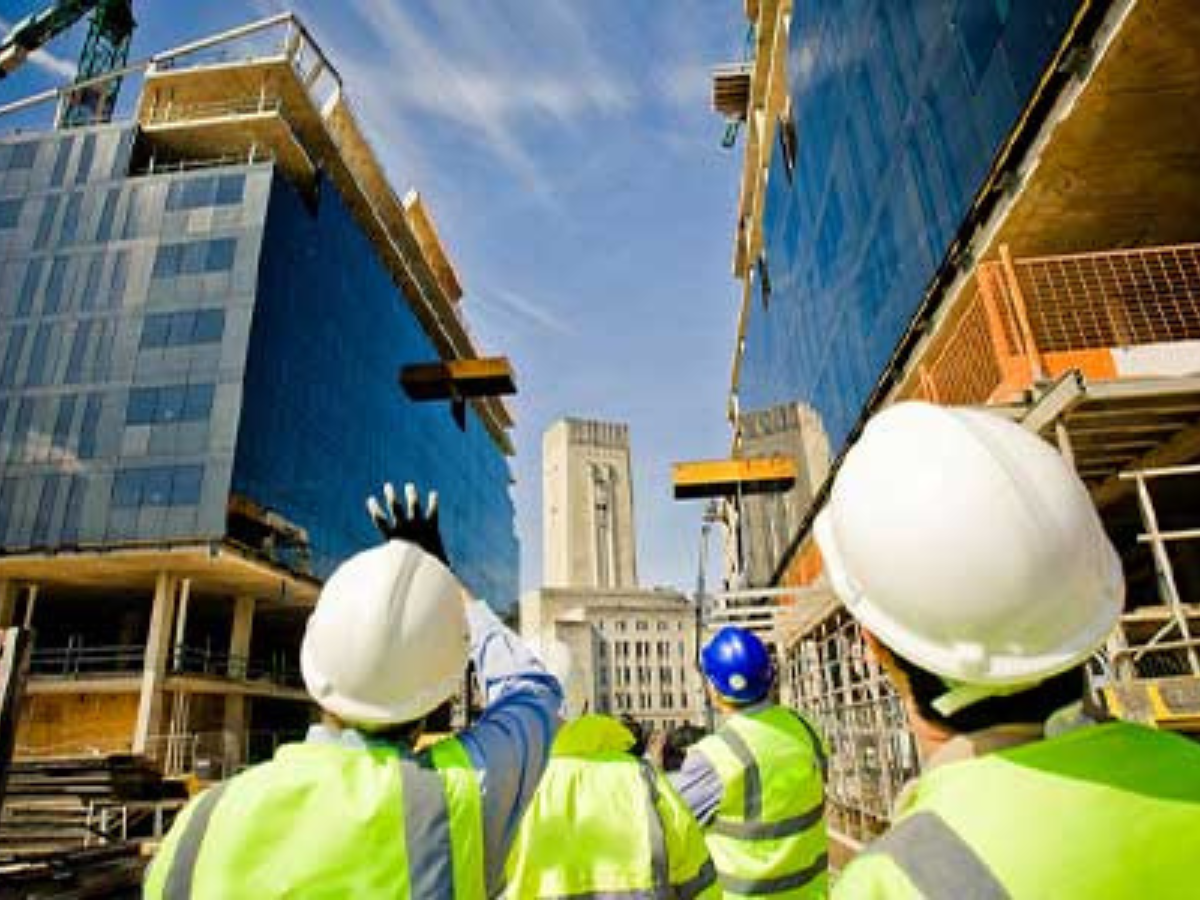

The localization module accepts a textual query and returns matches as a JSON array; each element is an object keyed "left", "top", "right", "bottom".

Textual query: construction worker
[
  {"left": 144, "top": 484, "right": 561, "bottom": 898},
  {"left": 504, "top": 711, "right": 719, "bottom": 898},
  {"left": 672, "top": 626, "right": 829, "bottom": 897},
  {"left": 816, "top": 402, "right": 1200, "bottom": 898}
]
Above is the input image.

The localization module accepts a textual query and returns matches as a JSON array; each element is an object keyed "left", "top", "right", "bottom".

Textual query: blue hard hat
[{"left": 700, "top": 627, "right": 774, "bottom": 704}]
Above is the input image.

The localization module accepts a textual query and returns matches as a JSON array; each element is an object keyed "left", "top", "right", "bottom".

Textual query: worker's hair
[
  {"left": 892, "top": 652, "right": 1086, "bottom": 734},
  {"left": 662, "top": 724, "right": 707, "bottom": 772},
  {"left": 620, "top": 715, "right": 648, "bottom": 756}
]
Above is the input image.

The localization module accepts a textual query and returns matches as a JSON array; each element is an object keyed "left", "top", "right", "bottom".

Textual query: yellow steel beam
[
  {"left": 672, "top": 456, "right": 796, "bottom": 500},
  {"left": 399, "top": 357, "right": 517, "bottom": 402}
]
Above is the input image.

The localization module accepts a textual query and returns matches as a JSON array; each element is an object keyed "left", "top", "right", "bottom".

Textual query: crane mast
[{"left": 0, "top": 0, "right": 135, "bottom": 127}]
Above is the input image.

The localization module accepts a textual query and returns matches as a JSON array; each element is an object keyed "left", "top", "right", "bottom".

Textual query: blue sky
[{"left": 1, "top": 1, "right": 744, "bottom": 595}]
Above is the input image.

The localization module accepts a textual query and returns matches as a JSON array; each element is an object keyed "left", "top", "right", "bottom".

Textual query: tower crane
[{"left": 0, "top": 0, "right": 135, "bottom": 127}]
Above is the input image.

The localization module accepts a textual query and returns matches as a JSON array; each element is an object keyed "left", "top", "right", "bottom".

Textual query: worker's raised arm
[
  {"left": 367, "top": 481, "right": 562, "bottom": 891},
  {"left": 457, "top": 596, "right": 562, "bottom": 892}
]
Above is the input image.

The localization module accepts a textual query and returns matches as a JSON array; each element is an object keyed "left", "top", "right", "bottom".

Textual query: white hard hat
[
  {"left": 301, "top": 541, "right": 469, "bottom": 727},
  {"left": 815, "top": 402, "right": 1123, "bottom": 688}
]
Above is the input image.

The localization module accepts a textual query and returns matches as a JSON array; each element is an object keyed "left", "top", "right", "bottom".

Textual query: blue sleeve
[
  {"left": 669, "top": 748, "right": 724, "bottom": 826},
  {"left": 456, "top": 600, "right": 562, "bottom": 891}
]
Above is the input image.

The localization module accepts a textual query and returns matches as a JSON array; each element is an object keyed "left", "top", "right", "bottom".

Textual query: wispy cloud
[
  {"left": 479, "top": 286, "right": 575, "bottom": 338},
  {"left": 313, "top": 1, "right": 637, "bottom": 205},
  {"left": 0, "top": 15, "right": 78, "bottom": 80}
]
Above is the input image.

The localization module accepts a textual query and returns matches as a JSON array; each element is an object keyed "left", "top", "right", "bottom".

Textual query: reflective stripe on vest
[
  {"left": 429, "top": 738, "right": 488, "bottom": 899},
  {"left": 505, "top": 724, "right": 714, "bottom": 900},
  {"left": 697, "top": 705, "right": 828, "bottom": 897},
  {"left": 163, "top": 782, "right": 228, "bottom": 900},
  {"left": 845, "top": 722, "right": 1200, "bottom": 899},
  {"left": 636, "top": 759, "right": 670, "bottom": 896},
  {"left": 158, "top": 739, "right": 484, "bottom": 898},
  {"left": 862, "top": 811, "right": 1009, "bottom": 900}
]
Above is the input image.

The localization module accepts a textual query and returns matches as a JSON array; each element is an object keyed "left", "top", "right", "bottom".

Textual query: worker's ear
[{"left": 861, "top": 630, "right": 909, "bottom": 693}]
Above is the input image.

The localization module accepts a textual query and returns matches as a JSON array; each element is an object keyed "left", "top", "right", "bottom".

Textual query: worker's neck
[{"left": 907, "top": 703, "right": 957, "bottom": 761}]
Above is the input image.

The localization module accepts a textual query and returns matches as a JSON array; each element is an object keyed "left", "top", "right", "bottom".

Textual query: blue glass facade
[
  {"left": 233, "top": 177, "right": 518, "bottom": 606},
  {"left": 0, "top": 125, "right": 262, "bottom": 550},
  {"left": 0, "top": 124, "right": 518, "bottom": 607},
  {"left": 741, "top": 0, "right": 1081, "bottom": 448}
]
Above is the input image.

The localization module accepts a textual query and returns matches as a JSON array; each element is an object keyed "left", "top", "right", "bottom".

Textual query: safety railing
[
  {"left": 907, "top": 243, "right": 1200, "bottom": 405},
  {"left": 144, "top": 728, "right": 305, "bottom": 777},
  {"left": 29, "top": 642, "right": 302, "bottom": 688},
  {"left": 140, "top": 94, "right": 285, "bottom": 126},
  {"left": 1114, "top": 465, "right": 1200, "bottom": 679},
  {"left": 778, "top": 612, "right": 919, "bottom": 847}
]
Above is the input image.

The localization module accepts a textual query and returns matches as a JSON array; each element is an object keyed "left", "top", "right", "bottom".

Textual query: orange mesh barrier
[{"left": 905, "top": 243, "right": 1200, "bottom": 405}]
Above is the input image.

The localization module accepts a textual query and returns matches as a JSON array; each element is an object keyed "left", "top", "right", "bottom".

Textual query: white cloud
[
  {"left": 321, "top": 0, "right": 637, "bottom": 203},
  {"left": 479, "top": 286, "right": 575, "bottom": 338},
  {"left": 0, "top": 15, "right": 78, "bottom": 80}
]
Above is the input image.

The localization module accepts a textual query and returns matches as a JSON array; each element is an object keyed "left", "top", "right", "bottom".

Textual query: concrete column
[
  {"left": 223, "top": 596, "right": 256, "bottom": 770},
  {"left": 0, "top": 582, "right": 18, "bottom": 629},
  {"left": 134, "top": 572, "right": 178, "bottom": 756}
]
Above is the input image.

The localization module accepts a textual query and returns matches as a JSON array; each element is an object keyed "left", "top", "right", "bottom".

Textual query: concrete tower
[{"left": 542, "top": 418, "right": 638, "bottom": 588}]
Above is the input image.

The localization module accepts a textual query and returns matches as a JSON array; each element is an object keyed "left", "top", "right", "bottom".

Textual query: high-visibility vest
[
  {"left": 694, "top": 704, "right": 828, "bottom": 898},
  {"left": 835, "top": 721, "right": 1200, "bottom": 899},
  {"left": 504, "top": 714, "right": 719, "bottom": 899},
  {"left": 143, "top": 737, "right": 485, "bottom": 899}
]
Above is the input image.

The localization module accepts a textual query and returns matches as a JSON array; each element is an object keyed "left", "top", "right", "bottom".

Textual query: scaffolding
[{"left": 775, "top": 610, "right": 918, "bottom": 857}]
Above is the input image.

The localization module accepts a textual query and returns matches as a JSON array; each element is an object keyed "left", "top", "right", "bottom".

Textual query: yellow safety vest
[
  {"left": 143, "top": 737, "right": 485, "bottom": 899},
  {"left": 834, "top": 721, "right": 1200, "bottom": 899},
  {"left": 505, "top": 714, "right": 718, "bottom": 899},
  {"left": 695, "top": 704, "right": 828, "bottom": 898}
]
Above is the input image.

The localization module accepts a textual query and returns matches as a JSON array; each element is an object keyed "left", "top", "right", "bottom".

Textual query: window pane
[
  {"left": 77, "top": 394, "right": 102, "bottom": 459},
  {"left": 32, "top": 475, "right": 61, "bottom": 544},
  {"left": 171, "top": 465, "right": 204, "bottom": 506},
  {"left": 143, "top": 468, "right": 172, "bottom": 506},
  {"left": 181, "top": 242, "right": 208, "bottom": 275},
  {"left": 166, "top": 182, "right": 186, "bottom": 212},
  {"left": 215, "top": 174, "right": 245, "bottom": 206},
  {"left": 43, "top": 256, "right": 68, "bottom": 314},
  {"left": 8, "top": 142, "right": 37, "bottom": 170},
  {"left": 34, "top": 196, "right": 59, "bottom": 249},
  {"left": 182, "top": 177, "right": 213, "bottom": 210},
  {"left": 156, "top": 385, "right": 186, "bottom": 423},
  {"left": 0, "top": 325, "right": 25, "bottom": 387},
  {"left": 75, "top": 134, "right": 96, "bottom": 184},
  {"left": 16, "top": 259, "right": 43, "bottom": 316},
  {"left": 152, "top": 244, "right": 181, "bottom": 279},
  {"left": 112, "top": 470, "right": 142, "bottom": 508},
  {"left": 167, "top": 311, "right": 196, "bottom": 346},
  {"left": 52, "top": 394, "right": 76, "bottom": 449},
  {"left": 96, "top": 188, "right": 118, "bottom": 240},
  {"left": 206, "top": 238, "right": 236, "bottom": 272},
  {"left": 126, "top": 387, "right": 158, "bottom": 425},
  {"left": 50, "top": 138, "right": 72, "bottom": 187},
  {"left": 65, "top": 320, "right": 91, "bottom": 382},
  {"left": 140, "top": 314, "right": 170, "bottom": 349},
  {"left": 0, "top": 199, "right": 21, "bottom": 229},
  {"left": 108, "top": 250, "right": 129, "bottom": 306},
  {"left": 81, "top": 254, "right": 103, "bottom": 309},
  {"left": 192, "top": 309, "right": 225, "bottom": 343},
  {"left": 182, "top": 383, "right": 214, "bottom": 420}
]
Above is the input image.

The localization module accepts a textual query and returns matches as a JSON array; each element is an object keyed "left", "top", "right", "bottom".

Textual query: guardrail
[
  {"left": 29, "top": 643, "right": 302, "bottom": 688},
  {"left": 907, "top": 243, "right": 1200, "bottom": 405}
]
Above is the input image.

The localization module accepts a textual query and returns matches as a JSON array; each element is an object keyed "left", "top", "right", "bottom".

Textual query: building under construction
[
  {"left": 0, "top": 13, "right": 518, "bottom": 792},
  {"left": 712, "top": 0, "right": 1200, "bottom": 861}
]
